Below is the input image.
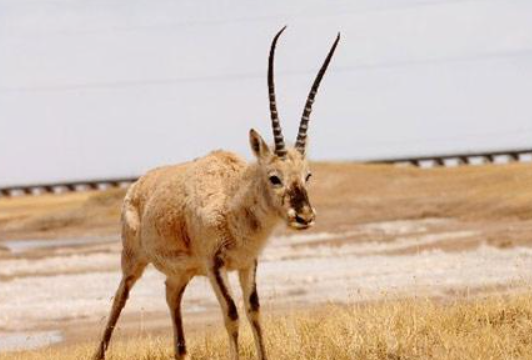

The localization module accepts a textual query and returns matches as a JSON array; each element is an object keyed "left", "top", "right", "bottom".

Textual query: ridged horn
[
  {"left": 295, "top": 33, "right": 340, "bottom": 155},
  {"left": 268, "top": 26, "right": 288, "bottom": 157}
]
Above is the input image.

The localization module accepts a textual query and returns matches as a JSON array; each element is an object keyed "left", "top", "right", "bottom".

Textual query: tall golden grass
[{"left": 4, "top": 293, "right": 532, "bottom": 360}]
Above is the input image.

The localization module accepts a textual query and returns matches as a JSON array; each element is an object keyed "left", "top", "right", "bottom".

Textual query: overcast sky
[{"left": 1, "top": 0, "right": 532, "bottom": 186}]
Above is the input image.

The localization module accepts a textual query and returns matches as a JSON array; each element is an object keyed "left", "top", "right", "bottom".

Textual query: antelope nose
[{"left": 295, "top": 208, "right": 316, "bottom": 225}]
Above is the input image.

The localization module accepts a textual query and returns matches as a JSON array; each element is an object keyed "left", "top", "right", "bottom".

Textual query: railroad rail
[
  {"left": 0, "top": 178, "right": 136, "bottom": 197},
  {"left": 1, "top": 148, "right": 531, "bottom": 197},
  {"left": 368, "top": 148, "right": 532, "bottom": 167}
]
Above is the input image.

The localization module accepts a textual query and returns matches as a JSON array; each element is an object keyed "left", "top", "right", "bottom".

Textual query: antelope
[{"left": 94, "top": 26, "right": 340, "bottom": 360}]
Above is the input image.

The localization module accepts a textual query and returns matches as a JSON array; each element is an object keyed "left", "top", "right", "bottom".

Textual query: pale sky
[{"left": 1, "top": 0, "right": 532, "bottom": 186}]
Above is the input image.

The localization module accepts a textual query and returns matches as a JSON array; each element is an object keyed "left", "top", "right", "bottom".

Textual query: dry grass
[
  {"left": 4, "top": 293, "right": 532, "bottom": 360},
  {"left": 0, "top": 188, "right": 125, "bottom": 240},
  {"left": 310, "top": 162, "right": 532, "bottom": 231},
  {"left": 3, "top": 162, "right": 532, "bottom": 240}
]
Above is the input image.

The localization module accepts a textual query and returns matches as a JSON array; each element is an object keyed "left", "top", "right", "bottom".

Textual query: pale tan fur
[
  {"left": 94, "top": 25, "right": 339, "bottom": 360},
  {"left": 94, "top": 134, "right": 315, "bottom": 360}
]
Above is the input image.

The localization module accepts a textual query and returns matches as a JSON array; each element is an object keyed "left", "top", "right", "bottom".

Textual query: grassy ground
[
  {"left": 4, "top": 293, "right": 532, "bottom": 360},
  {"left": 2, "top": 162, "right": 532, "bottom": 358},
  {"left": 2, "top": 162, "right": 532, "bottom": 241}
]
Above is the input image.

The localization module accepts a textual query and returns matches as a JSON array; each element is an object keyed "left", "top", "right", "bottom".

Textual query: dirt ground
[{"left": 1, "top": 162, "right": 532, "bottom": 352}]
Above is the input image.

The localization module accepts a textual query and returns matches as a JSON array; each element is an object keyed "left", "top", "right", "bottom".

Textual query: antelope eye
[
  {"left": 305, "top": 173, "right": 312, "bottom": 182},
  {"left": 269, "top": 175, "right": 282, "bottom": 186}
]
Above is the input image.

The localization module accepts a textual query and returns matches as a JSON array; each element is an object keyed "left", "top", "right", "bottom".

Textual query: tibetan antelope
[{"left": 94, "top": 27, "right": 340, "bottom": 360}]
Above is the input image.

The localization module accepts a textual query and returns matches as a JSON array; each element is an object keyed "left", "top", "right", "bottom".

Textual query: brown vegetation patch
[{"left": 3, "top": 293, "right": 532, "bottom": 360}]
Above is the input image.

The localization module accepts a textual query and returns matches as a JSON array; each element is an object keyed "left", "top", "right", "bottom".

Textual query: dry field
[
  {"left": 1, "top": 162, "right": 532, "bottom": 358},
  {"left": 3, "top": 162, "right": 532, "bottom": 242},
  {"left": 2, "top": 294, "right": 532, "bottom": 360}
]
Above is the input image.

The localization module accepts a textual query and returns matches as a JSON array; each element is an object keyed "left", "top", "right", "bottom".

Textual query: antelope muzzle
[{"left": 287, "top": 185, "right": 316, "bottom": 230}]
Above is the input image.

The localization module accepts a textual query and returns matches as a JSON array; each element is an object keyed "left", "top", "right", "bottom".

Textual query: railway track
[
  {"left": 0, "top": 178, "right": 135, "bottom": 197},
  {"left": 1, "top": 148, "right": 531, "bottom": 197},
  {"left": 369, "top": 148, "right": 532, "bottom": 167}
]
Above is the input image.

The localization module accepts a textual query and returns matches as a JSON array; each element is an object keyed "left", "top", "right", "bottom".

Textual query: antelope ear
[{"left": 249, "top": 129, "right": 272, "bottom": 160}]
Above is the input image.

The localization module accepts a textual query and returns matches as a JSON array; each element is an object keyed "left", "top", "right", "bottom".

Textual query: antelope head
[{"left": 249, "top": 26, "right": 340, "bottom": 230}]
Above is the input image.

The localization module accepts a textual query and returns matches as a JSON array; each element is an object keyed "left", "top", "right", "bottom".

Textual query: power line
[
  {"left": 0, "top": 0, "right": 506, "bottom": 37},
  {"left": 1, "top": 48, "right": 531, "bottom": 94}
]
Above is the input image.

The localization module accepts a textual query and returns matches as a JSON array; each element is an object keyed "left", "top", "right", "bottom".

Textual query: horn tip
[{"left": 277, "top": 25, "right": 288, "bottom": 37}]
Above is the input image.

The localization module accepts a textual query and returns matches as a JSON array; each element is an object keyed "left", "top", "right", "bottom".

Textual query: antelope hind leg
[
  {"left": 93, "top": 255, "right": 146, "bottom": 360},
  {"left": 165, "top": 276, "right": 191, "bottom": 360}
]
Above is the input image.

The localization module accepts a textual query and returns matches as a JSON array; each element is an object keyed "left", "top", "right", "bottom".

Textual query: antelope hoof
[
  {"left": 175, "top": 354, "right": 190, "bottom": 360},
  {"left": 93, "top": 349, "right": 105, "bottom": 360}
]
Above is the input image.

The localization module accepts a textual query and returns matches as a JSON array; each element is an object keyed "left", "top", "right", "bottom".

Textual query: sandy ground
[{"left": 1, "top": 162, "right": 532, "bottom": 352}]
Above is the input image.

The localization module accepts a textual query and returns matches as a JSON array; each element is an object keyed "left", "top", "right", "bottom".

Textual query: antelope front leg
[
  {"left": 238, "top": 260, "right": 267, "bottom": 360},
  {"left": 208, "top": 254, "right": 239, "bottom": 360}
]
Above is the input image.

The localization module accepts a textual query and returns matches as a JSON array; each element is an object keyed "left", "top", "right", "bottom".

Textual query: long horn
[
  {"left": 295, "top": 33, "right": 340, "bottom": 155},
  {"left": 268, "top": 26, "right": 288, "bottom": 157}
]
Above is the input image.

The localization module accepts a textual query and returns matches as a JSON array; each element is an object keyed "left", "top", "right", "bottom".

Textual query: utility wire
[
  {"left": 0, "top": 0, "right": 508, "bottom": 37},
  {"left": 1, "top": 48, "right": 531, "bottom": 94}
]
